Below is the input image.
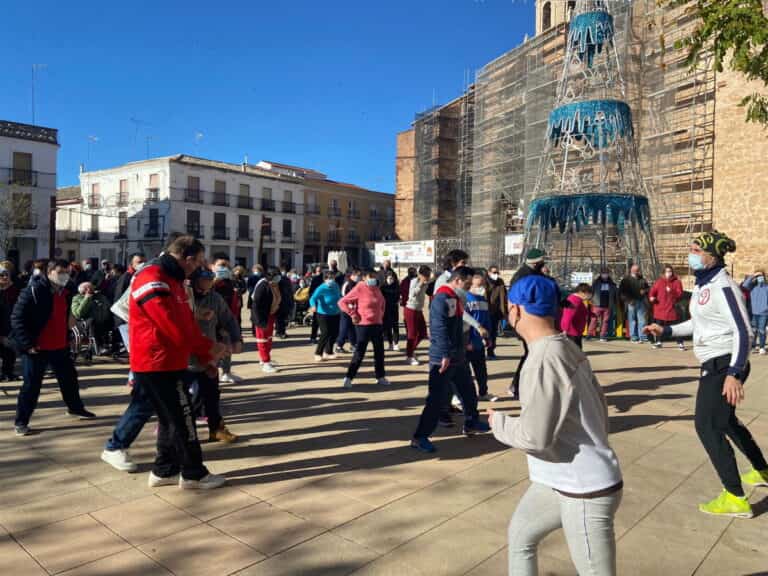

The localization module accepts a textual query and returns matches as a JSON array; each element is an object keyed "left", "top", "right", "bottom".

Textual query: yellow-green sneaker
[
  {"left": 698, "top": 490, "right": 753, "bottom": 518},
  {"left": 741, "top": 468, "right": 768, "bottom": 487}
]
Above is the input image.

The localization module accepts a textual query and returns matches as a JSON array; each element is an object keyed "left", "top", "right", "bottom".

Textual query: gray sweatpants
[{"left": 508, "top": 482, "right": 622, "bottom": 576}]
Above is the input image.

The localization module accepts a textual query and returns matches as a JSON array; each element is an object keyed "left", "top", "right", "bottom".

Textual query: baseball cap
[{"left": 508, "top": 275, "right": 559, "bottom": 318}]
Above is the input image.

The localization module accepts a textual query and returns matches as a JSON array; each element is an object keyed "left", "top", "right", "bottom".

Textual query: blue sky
[{"left": 3, "top": 0, "right": 535, "bottom": 192}]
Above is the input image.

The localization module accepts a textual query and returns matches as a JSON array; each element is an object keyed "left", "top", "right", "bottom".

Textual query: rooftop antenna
[
  {"left": 31, "top": 64, "right": 47, "bottom": 125},
  {"left": 145, "top": 135, "right": 153, "bottom": 159},
  {"left": 129, "top": 116, "right": 150, "bottom": 148}
]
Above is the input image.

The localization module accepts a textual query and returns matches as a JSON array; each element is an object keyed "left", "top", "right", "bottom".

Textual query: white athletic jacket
[{"left": 669, "top": 267, "right": 752, "bottom": 377}]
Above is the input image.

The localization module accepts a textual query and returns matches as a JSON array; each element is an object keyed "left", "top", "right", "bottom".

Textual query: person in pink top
[
  {"left": 338, "top": 270, "right": 389, "bottom": 389},
  {"left": 560, "top": 283, "right": 593, "bottom": 349}
]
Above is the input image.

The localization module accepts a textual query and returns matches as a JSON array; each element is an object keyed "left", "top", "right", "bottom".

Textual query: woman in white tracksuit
[{"left": 647, "top": 231, "right": 768, "bottom": 518}]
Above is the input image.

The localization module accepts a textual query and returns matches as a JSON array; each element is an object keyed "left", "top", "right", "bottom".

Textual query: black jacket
[
  {"left": 113, "top": 270, "right": 134, "bottom": 303},
  {"left": 309, "top": 274, "right": 324, "bottom": 297},
  {"left": 277, "top": 276, "right": 293, "bottom": 315},
  {"left": 591, "top": 277, "right": 619, "bottom": 310},
  {"left": 250, "top": 278, "right": 273, "bottom": 328},
  {"left": 11, "top": 275, "right": 73, "bottom": 352},
  {"left": 380, "top": 280, "right": 400, "bottom": 319},
  {"left": 510, "top": 264, "right": 541, "bottom": 287},
  {"left": 619, "top": 275, "right": 649, "bottom": 304}
]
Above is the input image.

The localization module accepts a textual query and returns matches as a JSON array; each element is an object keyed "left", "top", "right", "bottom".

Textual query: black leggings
[
  {"left": 346, "top": 324, "right": 385, "bottom": 380},
  {"left": 383, "top": 308, "right": 399, "bottom": 346},
  {"left": 695, "top": 355, "right": 767, "bottom": 496},
  {"left": 316, "top": 314, "right": 340, "bottom": 356},
  {"left": 189, "top": 370, "right": 222, "bottom": 432},
  {"left": 467, "top": 347, "right": 488, "bottom": 396}
]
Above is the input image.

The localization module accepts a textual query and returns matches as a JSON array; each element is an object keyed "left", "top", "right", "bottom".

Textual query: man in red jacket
[
  {"left": 129, "top": 235, "right": 226, "bottom": 489},
  {"left": 648, "top": 264, "right": 685, "bottom": 350}
]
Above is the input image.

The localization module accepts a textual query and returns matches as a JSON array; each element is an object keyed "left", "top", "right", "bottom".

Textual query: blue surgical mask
[
  {"left": 366, "top": 279, "right": 378, "bottom": 287},
  {"left": 324, "top": 279, "right": 335, "bottom": 286},
  {"left": 455, "top": 287, "right": 466, "bottom": 298},
  {"left": 758, "top": 276, "right": 765, "bottom": 285},
  {"left": 688, "top": 253, "right": 706, "bottom": 271}
]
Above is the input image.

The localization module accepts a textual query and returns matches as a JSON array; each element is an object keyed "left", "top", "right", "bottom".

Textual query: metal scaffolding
[{"left": 408, "top": 1, "right": 715, "bottom": 273}]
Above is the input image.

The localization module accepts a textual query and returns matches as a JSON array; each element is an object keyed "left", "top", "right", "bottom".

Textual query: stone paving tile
[
  {"left": 0, "top": 533, "right": 47, "bottom": 575},
  {"left": 58, "top": 548, "right": 173, "bottom": 575},
  {"left": 0, "top": 485, "right": 120, "bottom": 534},
  {"left": 210, "top": 501, "right": 326, "bottom": 557},
  {"left": 91, "top": 494, "right": 202, "bottom": 546},
  {"left": 14, "top": 514, "right": 131, "bottom": 574},
  {"left": 139, "top": 523, "right": 265, "bottom": 576},
  {"left": 236, "top": 532, "right": 378, "bottom": 576},
  {"left": 2, "top": 333, "right": 768, "bottom": 575}
]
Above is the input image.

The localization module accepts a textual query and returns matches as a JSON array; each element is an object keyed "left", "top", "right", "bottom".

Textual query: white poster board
[
  {"left": 570, "top": 271, "right": 594, "bottom": 287},
  {"left": 375, "top": 241, "right": 435, "bottom": 264},
  {"left": 504, "top": 234, "right": 525, "bottom": 256}
]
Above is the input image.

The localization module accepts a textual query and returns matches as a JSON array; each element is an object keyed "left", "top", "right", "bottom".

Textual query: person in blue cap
[
  {"left": 489, "top": 275, "right": 623, "bottom": 576},
  {"left": 410, "top": 266, "right": 491, "bottom": 453}
]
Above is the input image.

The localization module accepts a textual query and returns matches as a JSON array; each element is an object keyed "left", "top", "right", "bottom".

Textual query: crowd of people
[{"left": 2, "top": 229, "right": 768, "bottom": 575}]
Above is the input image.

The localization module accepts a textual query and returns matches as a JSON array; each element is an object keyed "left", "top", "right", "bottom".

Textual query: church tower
[{"left": 536, "top": 0, "right": 577, "bottom": 36}]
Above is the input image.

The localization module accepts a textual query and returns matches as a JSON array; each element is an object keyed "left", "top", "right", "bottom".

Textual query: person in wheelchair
[{"left": 71, "top": 282, "right": 114, "bottom": 355}]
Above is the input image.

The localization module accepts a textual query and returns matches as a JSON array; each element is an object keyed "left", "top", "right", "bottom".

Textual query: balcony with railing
[
  {"left": 237, "top": 228, "right": 254, "bottom": 241},
  {"left": 237, "top": 196, "right": 253, "bottom": 209},
  {"left": 262, "top": 231, "right": 275, "bottom": 243},
  {"left": 144, "top": 224, "right": 161, "bottom": 238},
  {"left": 57, "top": 228, "right": 80, "bottom": 242},
  {"left": 145, "top": 188, "right": 160, "bottom": 204},
  {"left": 9, "top": 168, "right": 37, "bottom": 187},
  {"left": 305, "top": 204, "right": 321, "bottom": 215},
  {"left": 212, "top": 226, "right": 230, "bottom": 240},
  {"left": 14, "top": 213, "right": 38, "bottom": 230},
  {"left": 369, "top": 211, "right": 381, "bottom": 221},
  {"left": 186, "top": 223, "right": 205, "bottom": 239},
  {"left": 281, "top": 232, "right": 296, "bottom": 243},
  {"left": 280, "top": 201, "right": 296, "bottom": 214},
  {"left": 117, "top": 193, "right": 129, "bottom": 207},
  {"left": 328, "top": 205, "right": 342, "bottom": 217},
  {"left": 184, "top": 188, "right": 204, "bottom": 204},
  {"left": 305, "top": 230, "right": 321, "bottom": 243},
  {"left": 327, "top": 230, "right": 341, "bottom": 244},
  {"left": 82, "top": 230, "right": 100, "bottom": 241},
  {"left": 261, "top": 198, "right": 276, "bottom": 212},
  {"left": 347, "top": 232, "right": 361, "bottom": 243},
  {"left": 212, "top": 192, "right": 229, "bottom": 207},
  {"left": 115, "top": 229, "right": 128, "bottom": 239},
  {"left": 348, "top": 208, "right": 360, "bottom": 219},
  {"left": 87, "top": 195, "right": 102, "bottom": 209}
]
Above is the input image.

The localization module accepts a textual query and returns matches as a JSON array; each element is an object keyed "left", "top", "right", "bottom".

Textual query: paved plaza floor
[{"left": 1, "top": 329, "right": 767, "bottom": 575}]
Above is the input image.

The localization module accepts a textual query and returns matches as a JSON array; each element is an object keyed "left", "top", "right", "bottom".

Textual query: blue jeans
[
  {"left": 105, "top": 380, "right": 154, "bottom": 451},
  {"left": 336, "top": 314, "right": 358, "bottom": 348},
  {"left": 753, "top": 314, "right": 768, "bottom": 349},
  {"left": 626, "top": 301, "right": 648, "bottom": 342}
]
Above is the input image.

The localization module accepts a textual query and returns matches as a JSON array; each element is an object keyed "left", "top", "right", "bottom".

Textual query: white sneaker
[
  {"left": 407, "top": 357, "right": 420, "bottom": 366},
  {"left": 219, "top": 373, "right": 235, "bottom": 384},
  {"left": 322, "top": 353, "right": 338, "bottom": 360},
  {"left": 180, "top": 473, "right": 227, "bottom": 490},
  {"left": 678, "top": 343, "right": 686, "bottom": 351},
  {"left": 653, "top": 342, "right": 662, "bottom": 349},
  {"left": 228, "top": 372, "right": 243, "bottom": 383},
  {"left": 101, "top": 449, "right": 138, "bottom": 473},
  {"left": 377, "top": 377, "right": 391, "bottom": 386},
  {"left": 392, "top": 344, "right": 400, "bottom": 352},
  {"left": 314, "top": 355, "right": 324, "bottom": 362},
  {"left": 148, "top": 471, "right": 180, "bottom": 488},
  {"left": 478, "top": 394, "right": 499, "bottom": 402},
  {"left": 342, "top": 377, "right": 352, "bottom": 389},
  {"left": 262, "top": 362, "right": 278, "bottom": 373},
  {"left": 599, "top": 338, "right": 608, "bottom": 343},
  {"left": 760, "top": 348, "right": 766, "bottom": 356},
  {"left": 451, "top": 395, "right": 463, "bottom": 411}
]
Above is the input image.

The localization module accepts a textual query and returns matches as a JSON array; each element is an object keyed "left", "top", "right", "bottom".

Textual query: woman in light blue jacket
[{"left": 309, "top": 271, "right": 342, "bottom": 361}]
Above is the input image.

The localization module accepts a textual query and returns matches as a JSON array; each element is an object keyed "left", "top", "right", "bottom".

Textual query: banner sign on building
[
  {"left": 375, "top": 241, "right": 435, "bottom": 264},
  {"left": 570, "top": 271, "right": 594, "bottom": 287},
  {"left": 504, "top": 234, "right": 525, "bottom": 256}
]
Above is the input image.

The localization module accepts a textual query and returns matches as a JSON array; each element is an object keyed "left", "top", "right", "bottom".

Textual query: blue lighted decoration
[
  {"left": 548, "top": 99, "right": 633, "bottom": 150},
  {"left": 526, "top": 194, "right": 651, "bottom": 234},
  {"left": 568, "top": 10, "right": 614, "bottom": 67}
]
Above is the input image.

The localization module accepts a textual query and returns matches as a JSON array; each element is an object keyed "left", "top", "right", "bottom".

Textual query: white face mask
[
  {"left": 489, "top": 273, "right": 499, "bottom": 281},
  {"left": 32, "top": 268, "right": 42, "bottom": 276},
  {"left": 350, "top": 276, "right": 360, "bottom": 283},
  {"left": 471, "top": 286, "right": 486, "bottom": 296},
  {"left": 51, "top": 273, "right": 70, "bottom": 287},
  {"left": 386, "top": 277, "right": 395, "bottom": 285}
]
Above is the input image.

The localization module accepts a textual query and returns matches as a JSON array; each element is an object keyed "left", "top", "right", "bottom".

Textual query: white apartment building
[
  {"left": 0, "top": 120, "right": 58, "bottom": 264},
  {"left": 76, "top": 155, "right": 305, "bottom": 269}
]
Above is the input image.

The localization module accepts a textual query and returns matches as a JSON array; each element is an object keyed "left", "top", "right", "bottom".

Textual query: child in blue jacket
[{"left": 465, "top": 273, "right": 496, "bottom": 401}]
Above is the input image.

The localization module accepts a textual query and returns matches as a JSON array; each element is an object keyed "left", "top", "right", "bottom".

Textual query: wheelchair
[{"left": 70, "top": 320, "right": 97, "bottom": 366}]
